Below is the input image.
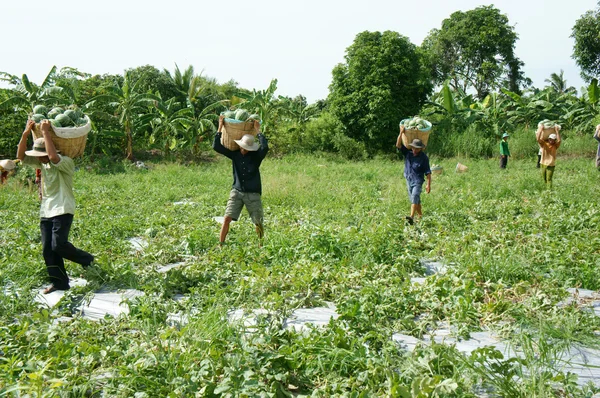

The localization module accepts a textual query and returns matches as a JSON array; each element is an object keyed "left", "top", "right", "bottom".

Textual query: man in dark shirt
[
  {"left": 213, "top": 115, "right": 269, "bottom": 246},
  {"left": 396, "top": 127, "right": 432, "bottom": 225}
]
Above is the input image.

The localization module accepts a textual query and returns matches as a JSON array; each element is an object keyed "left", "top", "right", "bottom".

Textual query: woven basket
[
  {"left": 32, "top": 116, "right": 90, "bottom": 158},
  {"left": 402, "top": 129, "right": 430, "bottom": 147},
  {"left": 221, "top": 119, "right": 257, "bottom": 151}
]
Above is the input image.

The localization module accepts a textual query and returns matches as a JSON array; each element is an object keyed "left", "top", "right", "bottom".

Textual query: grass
[{"left": 1, "top": 151, "right": 599, "bottom": 396}]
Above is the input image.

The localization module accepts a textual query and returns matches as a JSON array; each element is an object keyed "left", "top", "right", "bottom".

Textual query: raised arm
[
  {"left": 535, "top": 125, "right": 544, "bottom": 146},
  {"left": 255, "top": 120, "right": 269, "bottom": 160},
  {"left": 41, "top": 120, "right": 60, "bottom": 163},
  {"left": 16, "top": 120, "right": 35, "bottom": 161},
  {"left": 212, "top": 115, "right": 234, "bottom": 158},
  {"left": 594, "top": 125, "right": 600, "bottom": 142},
  {"left": 554, "top": 126, "right": 562, "bottom": 149}
]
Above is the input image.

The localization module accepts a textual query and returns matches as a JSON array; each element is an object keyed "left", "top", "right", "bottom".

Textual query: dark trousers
[
  {"left": 40, "top": 214, "right": 93, "bottom": 289},
  {"left": 499, "top": 155, "right": 508, "bottom": 169}
]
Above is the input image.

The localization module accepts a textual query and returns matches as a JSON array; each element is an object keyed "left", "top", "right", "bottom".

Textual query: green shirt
[
  {"left": 500, "top": 140, "right": 510, "bottom": 156},
  {"left": 23, "top": 155, "right": 75, "bottom": 218}
]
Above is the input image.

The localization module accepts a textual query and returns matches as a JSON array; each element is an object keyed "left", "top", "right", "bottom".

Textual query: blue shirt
[
  {"left": 213, "top": 132, "right": 269, "bottom": 194},
  {"left": 399, "top": 144, "right": 431, "bottom": 184}
]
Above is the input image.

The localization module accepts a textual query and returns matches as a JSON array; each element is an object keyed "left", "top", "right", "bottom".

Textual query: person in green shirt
[
  {"left": 499, "top": 132, "right": 510, "bottom": 169},
  {"left": 17, "top": 120, "right": 94, "bottom": 294}
]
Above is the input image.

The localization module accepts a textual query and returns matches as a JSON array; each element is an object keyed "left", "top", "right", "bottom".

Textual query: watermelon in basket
[
  {"left": 220, "top": 109, "right": 260, "bottom": 150},
  {"left": 30, "top": 104, "right": 91, "bottom": 158},
  {"left": 400, "top": 117, "right": 432, "bottom": 147}
]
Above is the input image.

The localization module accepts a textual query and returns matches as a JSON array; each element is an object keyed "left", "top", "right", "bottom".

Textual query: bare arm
[
  {"left": 535, "top": 125, "right": 544, "bottom": 145},
  {"left": 425, "top": 173, "right": 431, "bottom": 194},
  {"left": 395, "top": 126, "right": 405, "bottom": 149},
  {"left": 16, "top": 120, "right": 35, "bottom": 161},
  {"left": 555, "top": 126, "right": 562, "bottom": 149},
  {"left": 40, "top": 120, "right": 60, "bottom": 163}
]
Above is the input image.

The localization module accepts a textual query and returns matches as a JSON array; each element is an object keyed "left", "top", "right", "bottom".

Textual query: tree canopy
[
  {"left": 423, "top": 5, "right": 525, "bottom": 98},
  {"left": 572, "top": 2, "right": 600, "bottom": 82},
  {"left": 328, "top": 30, "right": 433, "bottom": 150}
]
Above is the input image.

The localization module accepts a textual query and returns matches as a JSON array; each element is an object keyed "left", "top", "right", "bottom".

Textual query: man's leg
[
  {"left": 40, "top": 218, "right": 69, "bottom": 290},
  {"left": 51, "top": 214, "right": 94, "bottom": 267},
  {"left": 245, "top": 193, "right": 264, "bottom": 244},
  {"left": 546, "top": 166, "right": 555, "bottom": 188},
  {"left": 220, "top": 216, "right": 233, "bottom": 245},
  {"left": 221, "top": 190, "right": 243, "bottom": 245}
]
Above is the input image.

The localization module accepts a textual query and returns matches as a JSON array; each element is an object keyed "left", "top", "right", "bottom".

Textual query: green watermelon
[
  {"left": 235, "top": 109, "right": 249, "bottom": 121},
  {"left": 32, "top": 114, "right": 46, "bottom": 123},
  {"left": 76, "top": 117, "right": 87, "bottom": 126},
  {"left": 50, "top": 119, "right": 62, "bottom": 128},
  {"left": 48, "top": 108, "right": 63, "bottom": 119},
  {"left": 56, "top": 114, "right": 73, "bottom": 126},
  {"left": 248, "top": 114, "right": 260, "bottom": 121},
  {"left": 223, "top": 110, "right": 236, "bottom": 119},
  {"left": 64, "top": 109, "right": 78, "bottom": 122},
  {"left": 33, "top": 105, "right": 48, "bottom": 116}
]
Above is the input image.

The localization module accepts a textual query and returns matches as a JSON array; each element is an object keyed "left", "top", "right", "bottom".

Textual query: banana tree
[
  {"left": 235, "top": 79, "right": 279, "bottom": 133},
  {"left": 143, "top": 97, "right": 192, "bottom": 154},
  {"left": 0, "top": 66, "right": 64, "bottom": 114},
  {"left": 85, "top": 72, "right": 160, "bottom": 160},
  {"left": 562, "top": 78, "right": 599, "bottom": 133},
  {"left": 182, "top": 99, "right": 228, "bottom": 155}
]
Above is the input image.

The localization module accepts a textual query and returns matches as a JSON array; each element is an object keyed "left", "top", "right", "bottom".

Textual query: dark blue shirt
[
  {"left": 399, "top": 144, "right": 431, "bottom": 184},
  {"left": 213, "top": 132, "right": 269, "bottom": 194}
]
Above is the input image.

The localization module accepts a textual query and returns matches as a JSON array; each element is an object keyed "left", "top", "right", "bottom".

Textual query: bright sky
[{"left": 1, "top": 0, "right": 596, "bottom": 103}]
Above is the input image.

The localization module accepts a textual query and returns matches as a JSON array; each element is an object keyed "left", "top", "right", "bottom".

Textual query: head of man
[
  {"left": 25, "top": 138, "right": 51, "bottom": 163},
  {"left": 234, "top": 134, "right": 260, "bottom": 155},
  {"left": 409, "top": 139, "right": 425, "bottom": 155}
]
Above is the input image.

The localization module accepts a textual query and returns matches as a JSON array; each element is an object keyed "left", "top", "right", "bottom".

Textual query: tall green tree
[
  {"left": 571, "top": 2, "right": 600, "bottom": 81},
  {"left": 423, "top": 6, "right": 525, "bottom": 99},
  {"left": 328, "top": 30, "right": 433, "bottom": 150}
]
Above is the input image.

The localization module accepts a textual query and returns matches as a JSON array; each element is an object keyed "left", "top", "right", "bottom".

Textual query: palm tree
[
  {"left": 544, "top": 70, "right": 577, "bottom": 95},
  {"left": 86, "top": 72, "right": 159, "bottom": 160}
]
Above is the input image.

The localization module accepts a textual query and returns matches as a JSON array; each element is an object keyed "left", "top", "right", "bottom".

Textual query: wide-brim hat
[
  {"left": 25, "top": 137, "right": 49, "bottom": 157},
  {"left": 409, "top": 138, "right": 426, "bottom": 149},
  {"left": 0, "top": 159, "right": 16, "bottom": 171},
  {"left": 234, "top": 134, "right": 260, "bottom": 151}
]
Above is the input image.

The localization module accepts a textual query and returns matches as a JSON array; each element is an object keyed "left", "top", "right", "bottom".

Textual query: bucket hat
[
  {"left": 548, "top": 133, "right": 557, "bottom": 140},
  {"left": 502, "top": 132, "right": 509, "bottom": 138},
  {"left": 234, "top": 134, "right": 260, "bottom": 151},
  {"left": 409, "top": 138, "right": 426, "bottom": 149},
  {"left": 25, "top": 138, "right": 49, "bottom": 157}
]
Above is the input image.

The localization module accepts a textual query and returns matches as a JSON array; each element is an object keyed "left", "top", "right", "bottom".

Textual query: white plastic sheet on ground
[
  {"left": 283, "top": 303, "right": 340, "bottom": 332},
  {"left": 34, "top": 278, "right": 88, "bottom": 308},
  {"left": 128, "top": 237, "right": 149, "bottom": 253},
  {"left": 77, "top": 288, "right": 145, "bottom": 321}
]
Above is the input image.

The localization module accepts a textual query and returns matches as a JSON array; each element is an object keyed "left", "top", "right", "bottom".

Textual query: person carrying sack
[
  {"left": 17, "top": 119, "right": 95, "bottom": 294},
  {"left": 213, "top": 115, "right": 269, "bottom": 246},
  {"left": 536, "top": 125, "right": 561, "bottom": 189}
]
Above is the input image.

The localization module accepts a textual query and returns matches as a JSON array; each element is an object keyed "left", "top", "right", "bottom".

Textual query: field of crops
[{"left": 1, "top": 153, "right": 600, "bottom": 397}]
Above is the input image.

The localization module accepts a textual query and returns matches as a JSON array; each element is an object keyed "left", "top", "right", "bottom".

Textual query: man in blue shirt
[
  {"left": 396, "top": 127, "right": 432, "bottom": 225},
  {"left": 213, "top": 115, "right": 269, "bottom": 246}
]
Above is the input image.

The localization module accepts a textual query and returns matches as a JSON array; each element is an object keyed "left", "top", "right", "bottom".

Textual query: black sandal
[{"left": 405, "top": 216, "right": 414, "bottom": 225}]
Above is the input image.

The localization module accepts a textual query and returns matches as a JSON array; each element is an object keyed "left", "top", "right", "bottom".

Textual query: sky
[{"left": 1, "top": 0, "right": 597, "bottom": 103}]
